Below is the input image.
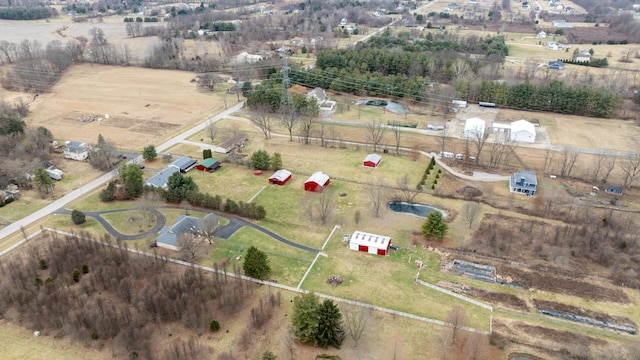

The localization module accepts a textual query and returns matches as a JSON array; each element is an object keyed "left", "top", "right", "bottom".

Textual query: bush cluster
[{"left": 0, "top": 197, "right": 14, "bottom": 207}]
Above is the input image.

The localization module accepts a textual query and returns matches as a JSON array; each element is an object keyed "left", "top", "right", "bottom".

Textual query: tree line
[
  {"left": 0, "top": 6, "right": 57, "bottom": 20},
  {"left": 458, "top": 80, "right": 621, "bottom": 118}
]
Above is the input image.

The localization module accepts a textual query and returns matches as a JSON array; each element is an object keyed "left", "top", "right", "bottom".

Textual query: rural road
[{"left": 0, "top": 102, "right": 244, "bottom": 242}]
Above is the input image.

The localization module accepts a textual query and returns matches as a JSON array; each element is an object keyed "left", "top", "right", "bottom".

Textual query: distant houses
[
  {"left": 573, "top": 50, "right": 592, "bottom": 62},
  {"left": 156, "top": 213, "right": 219, "bottom": 251},
  {"left": 63, "top": 141, "right": 89, "bottom": 161},
  {"left": 509, "top": 170, "right": 537, "bottom": 196},
  {"left": 214, "top": 133, "right": 248, "bottom": 154},
  {"left": 605, "top": 185, "right": 623, "bottom": 195},
  {"left": 306, "top": 87, "right": 336, "bottom": 111}
]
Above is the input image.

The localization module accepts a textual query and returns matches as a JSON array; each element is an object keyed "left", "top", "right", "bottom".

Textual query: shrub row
[
  {"left": 184, "top": 191, "right": 266, "bottom": 220},
  {"left": 0, "top": 197, "right": 14, "bottom": 207}
]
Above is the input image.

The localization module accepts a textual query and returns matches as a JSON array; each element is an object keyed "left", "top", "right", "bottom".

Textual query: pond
[
  {"left": 355, "top": 98, "right": 408, "bottom": 114},
  {"left": 386, "top": 201, "right": 447, "bottom": 218}
]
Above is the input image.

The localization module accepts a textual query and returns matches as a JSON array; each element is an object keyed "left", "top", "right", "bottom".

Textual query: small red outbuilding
[
  {"left": 363, "top": 153, "right": 382, "bottom": 168},
  {"left": 304, "top": 171, "right": 330, "bottom": 192},
  {"left": 269, "top": 169, "right": 292, "bottom": 186}
]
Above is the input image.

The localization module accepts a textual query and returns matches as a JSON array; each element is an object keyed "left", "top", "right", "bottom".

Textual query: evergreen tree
[
  {"left": 120, "top": 163, "right": 144, "bottom": 199},
  {"left": 271, "top": 152, "right": 283, "bottom": 170},
  {"left": 316, "top": 300, "right": 345, "bottom": 348},
  {"left": 243, "top": 246, "right": 271, "bottom": 280},
  {"left": 34, "top": 167, "right": 54, "bottom": 197},
  {"left": 291, "top": 292, "right": 321, "bottom": 345},
  {"left": 142, "top": 145, "right": 157, "bottom": 161},
  {"left": 422, "top": 211, "right": 448, "bottom": 240},
  {"left": 250, "top": 150, "right": 271, "bottom": 170},
  {"left": 166, "top": 172, "right": 198, "bottom": 203},
  {"left": 71, "top": 209, "right": 86, "bottom": 225}
]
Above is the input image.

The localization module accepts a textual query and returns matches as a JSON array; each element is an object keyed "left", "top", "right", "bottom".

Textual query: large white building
[
  {"left": 463, "top": 117, "right": 486, "bottom": 139},
  {"left": 348, "top": 231, "right": 391, "bottom": 256},
  {"left": 510, "top": 120, "right": 536, "bottom": 143}
]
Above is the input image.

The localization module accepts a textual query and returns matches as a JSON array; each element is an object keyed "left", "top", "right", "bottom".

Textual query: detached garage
[
  {"left": 349, "top": 231, "right": 391, "bottom": 256},
  {"left": 269, "top": 169, "right": 292, "bottom": 185},
  {"left": 363, "top": 154, "right": 382, "bottom": 168},
  {"left": 196, "top": 158, "right": 221, "bottom": 172},
  {"left": 510, "top": 119, "right": 536, "bottom": 143},
  {"left": 304, "top": 171, "right": 330, "bottom": 192}
]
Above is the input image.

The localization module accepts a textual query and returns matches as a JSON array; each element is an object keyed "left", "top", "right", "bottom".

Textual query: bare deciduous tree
[
  {"left": 620, "top": 151, "right": 640, "bottom": 188},
  {"left": 178, "top": 233, "right": 206, "bottom": 260},
  {"left": 461, "top": 202, "right": 482, "bottom": 228},
  {"left": 396, "top": 174, "right": 420, "bottom": 203},
  {"left": 446, "top": 305, "right": 468, "bottom": 345},
  {"left": 367, "top": 177, "right": 388, "bottom": 217},
  {"left": 391, "top": 124, "right": 402, "bottom": 155},
  {"left": 462, "top": 332, "right": 489, "bottom": 360},
  {"left": 559, "top": 147, "right": 580, "bottom": 178},
  {"left": 206, "top": 121, "right": 218, "bottom": 143},
  {"left": 195, "top": 214, "right": 220, "bottom": 244},
  {"left": 543, "top": 148, "right": 556, "bottom": 173},
  {"left": 592, "top": 153, "right": 614, "bottom": 182},
  {"left": 365, "top": 119, "right": 386, "bottom": 152},
  {"left": 471, "top": 131, "right": 489, "bottom": 165},
  {"left": 135, "top": 191, "right": 161, "bottom": 228},
  {"left": 342, "top": 303, "right": 371, "bottom": 348},
  {"left": 438, "top": 124, "right": 452, "bottom": 154},
  {"left": 487, "top": 133, "right": 515, "bottom": 168},
  {"left": 297, "top": 112, "right": 316, "bottom": 145},
  {"left": 316, "top": 189, "right": 335, "bottom": 225},
  {"left": 249, "top": 103, "right": 273, "bottom": 139},
  {"left": 280, "top": 102, "right": 298, "bottom": 141}
]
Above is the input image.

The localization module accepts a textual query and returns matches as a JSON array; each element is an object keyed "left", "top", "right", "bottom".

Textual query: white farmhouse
[{"left": 510, "top": 120, "right": 536, "bottom": 143}]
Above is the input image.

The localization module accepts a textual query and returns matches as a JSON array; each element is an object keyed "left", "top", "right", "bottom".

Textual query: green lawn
[
  {"left": 101, "top": 210, "right": 157, "bottom": 236},
  {"left": 0, "top": 197, "right": 49, "bottom": 223},
  {"left": 301, "top": 245, "right": 492, "bottom": 331},
  {"left": 207, "top": 227, "right": 315, "bottom": 287}
]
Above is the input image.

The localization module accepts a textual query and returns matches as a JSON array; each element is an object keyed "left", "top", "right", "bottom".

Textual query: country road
[{"left": 0, "top": 102, "right": 244, "bottom": 241}]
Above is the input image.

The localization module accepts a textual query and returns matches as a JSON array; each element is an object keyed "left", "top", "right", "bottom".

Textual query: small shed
[
  {"left": 196, "top": 158, "right": 221, "bottom": 172},
  {"left": 605, "top": 185, "right": 623, "bottom": 195},
  {"left": 510, "top": 119, "right": 536, "bottom": 143},
  {"left": 269, "top": 169, "right": 292, "bottom": 185},
  {"left": 172, "top": 157, "right": 197, "bottom": 173},
  {"left": 427, "top": 122, "right": 445, "bottom": 131},
  {"left": 363, "top": 154, "right": 382, "bottom": 168},
  {"left": 491, "top": 122, "right": 511, "bottom": 133},
  {"left": 348, "top": 231, "right": 391, "bottom": 256},
  {"left": 304, "top": 171, "right": 330, "bottom": 192}
]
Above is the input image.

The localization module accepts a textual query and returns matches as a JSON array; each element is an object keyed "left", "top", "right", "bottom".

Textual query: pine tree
[
  {"left": 243, "top": 246, "right": 271, "bottom": 280},
  {"left": 142, "top": 145, "right": 157, "bottom": 161},
  {"left": 422, "top": 211, "right": 448, "bottom": 240},
  {"left": 291, "top": 292, "right": 321, "bottom": 345},
  {"left": 271, "top": 152, "right": 283, "bottom": 170},
  {"left": 316, "top": 300, "right": 345, "bottom": 348}
]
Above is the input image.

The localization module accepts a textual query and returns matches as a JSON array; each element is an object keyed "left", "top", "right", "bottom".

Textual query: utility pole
[{"left": 280, "top": 54, "right": 291, "bottom": 108}]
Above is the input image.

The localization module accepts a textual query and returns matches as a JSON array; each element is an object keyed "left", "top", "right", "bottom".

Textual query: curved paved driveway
[{"left": 54, "top": 207, "right": 320, "bottom": 254}]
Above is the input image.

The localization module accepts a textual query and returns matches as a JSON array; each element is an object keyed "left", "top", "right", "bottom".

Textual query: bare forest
[{"left": 0, "top": 232, "right": 283, "bottom": 359}]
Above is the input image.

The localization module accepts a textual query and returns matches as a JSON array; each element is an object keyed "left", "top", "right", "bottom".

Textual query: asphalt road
[{"left": 0, "top": 102, "right": 244, "bottom": 241}]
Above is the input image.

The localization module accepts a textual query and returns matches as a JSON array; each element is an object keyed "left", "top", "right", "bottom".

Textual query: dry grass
[{"left": 23, "top": 64, "right": 226, "bottom": 152}]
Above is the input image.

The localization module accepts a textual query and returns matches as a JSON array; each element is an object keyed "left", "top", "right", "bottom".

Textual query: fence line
[
  {"left": 415, "top": 277, "right": 494, "bottom": 312},
  {"left": 27, "top": 228, "right": 489, "bottom": 334}
]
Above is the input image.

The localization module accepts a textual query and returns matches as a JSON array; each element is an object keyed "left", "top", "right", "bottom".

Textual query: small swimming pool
[
  {"left": 355, "top": 99, "right": 408, "bottom": 114},
  {"left": 387, "top": 201, "right": 446, "bottom": 218}
]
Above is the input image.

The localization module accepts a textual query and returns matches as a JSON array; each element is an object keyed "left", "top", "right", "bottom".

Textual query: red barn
[
  {"left": 363, "top": 153, "right": 382, "bottom": 168},
  {"left": 269, "top": 169, "right": 292, "bottom": 186},
  {"left": 304, "top": 172, "right": 330, "bottom": 192},
  {"left": 196, "top": 158, "right": 221, "bottom": 172}
]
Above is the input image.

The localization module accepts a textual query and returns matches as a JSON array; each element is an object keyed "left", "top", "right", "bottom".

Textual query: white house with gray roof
[{"left": 509, "top": 170, "right": 537, "bottom": 196}]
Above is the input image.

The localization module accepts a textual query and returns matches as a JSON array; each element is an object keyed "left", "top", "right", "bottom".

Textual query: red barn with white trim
[
  {"left": 363, "top": 153, "right": 382, "bottom": 168},
  {"left": 348, "top": 231, "right": 391, "bottom": 256},
  {"left": 269, "top": 169, "right": 292, "bottom": 185},
  {"left": 304, "top": 171, "right": 330, "bottom": 192}
]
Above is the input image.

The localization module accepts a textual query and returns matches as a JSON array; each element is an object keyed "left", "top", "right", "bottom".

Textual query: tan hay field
[{"left": 22, "top": 64, "right": 227, "bottom": 152}]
